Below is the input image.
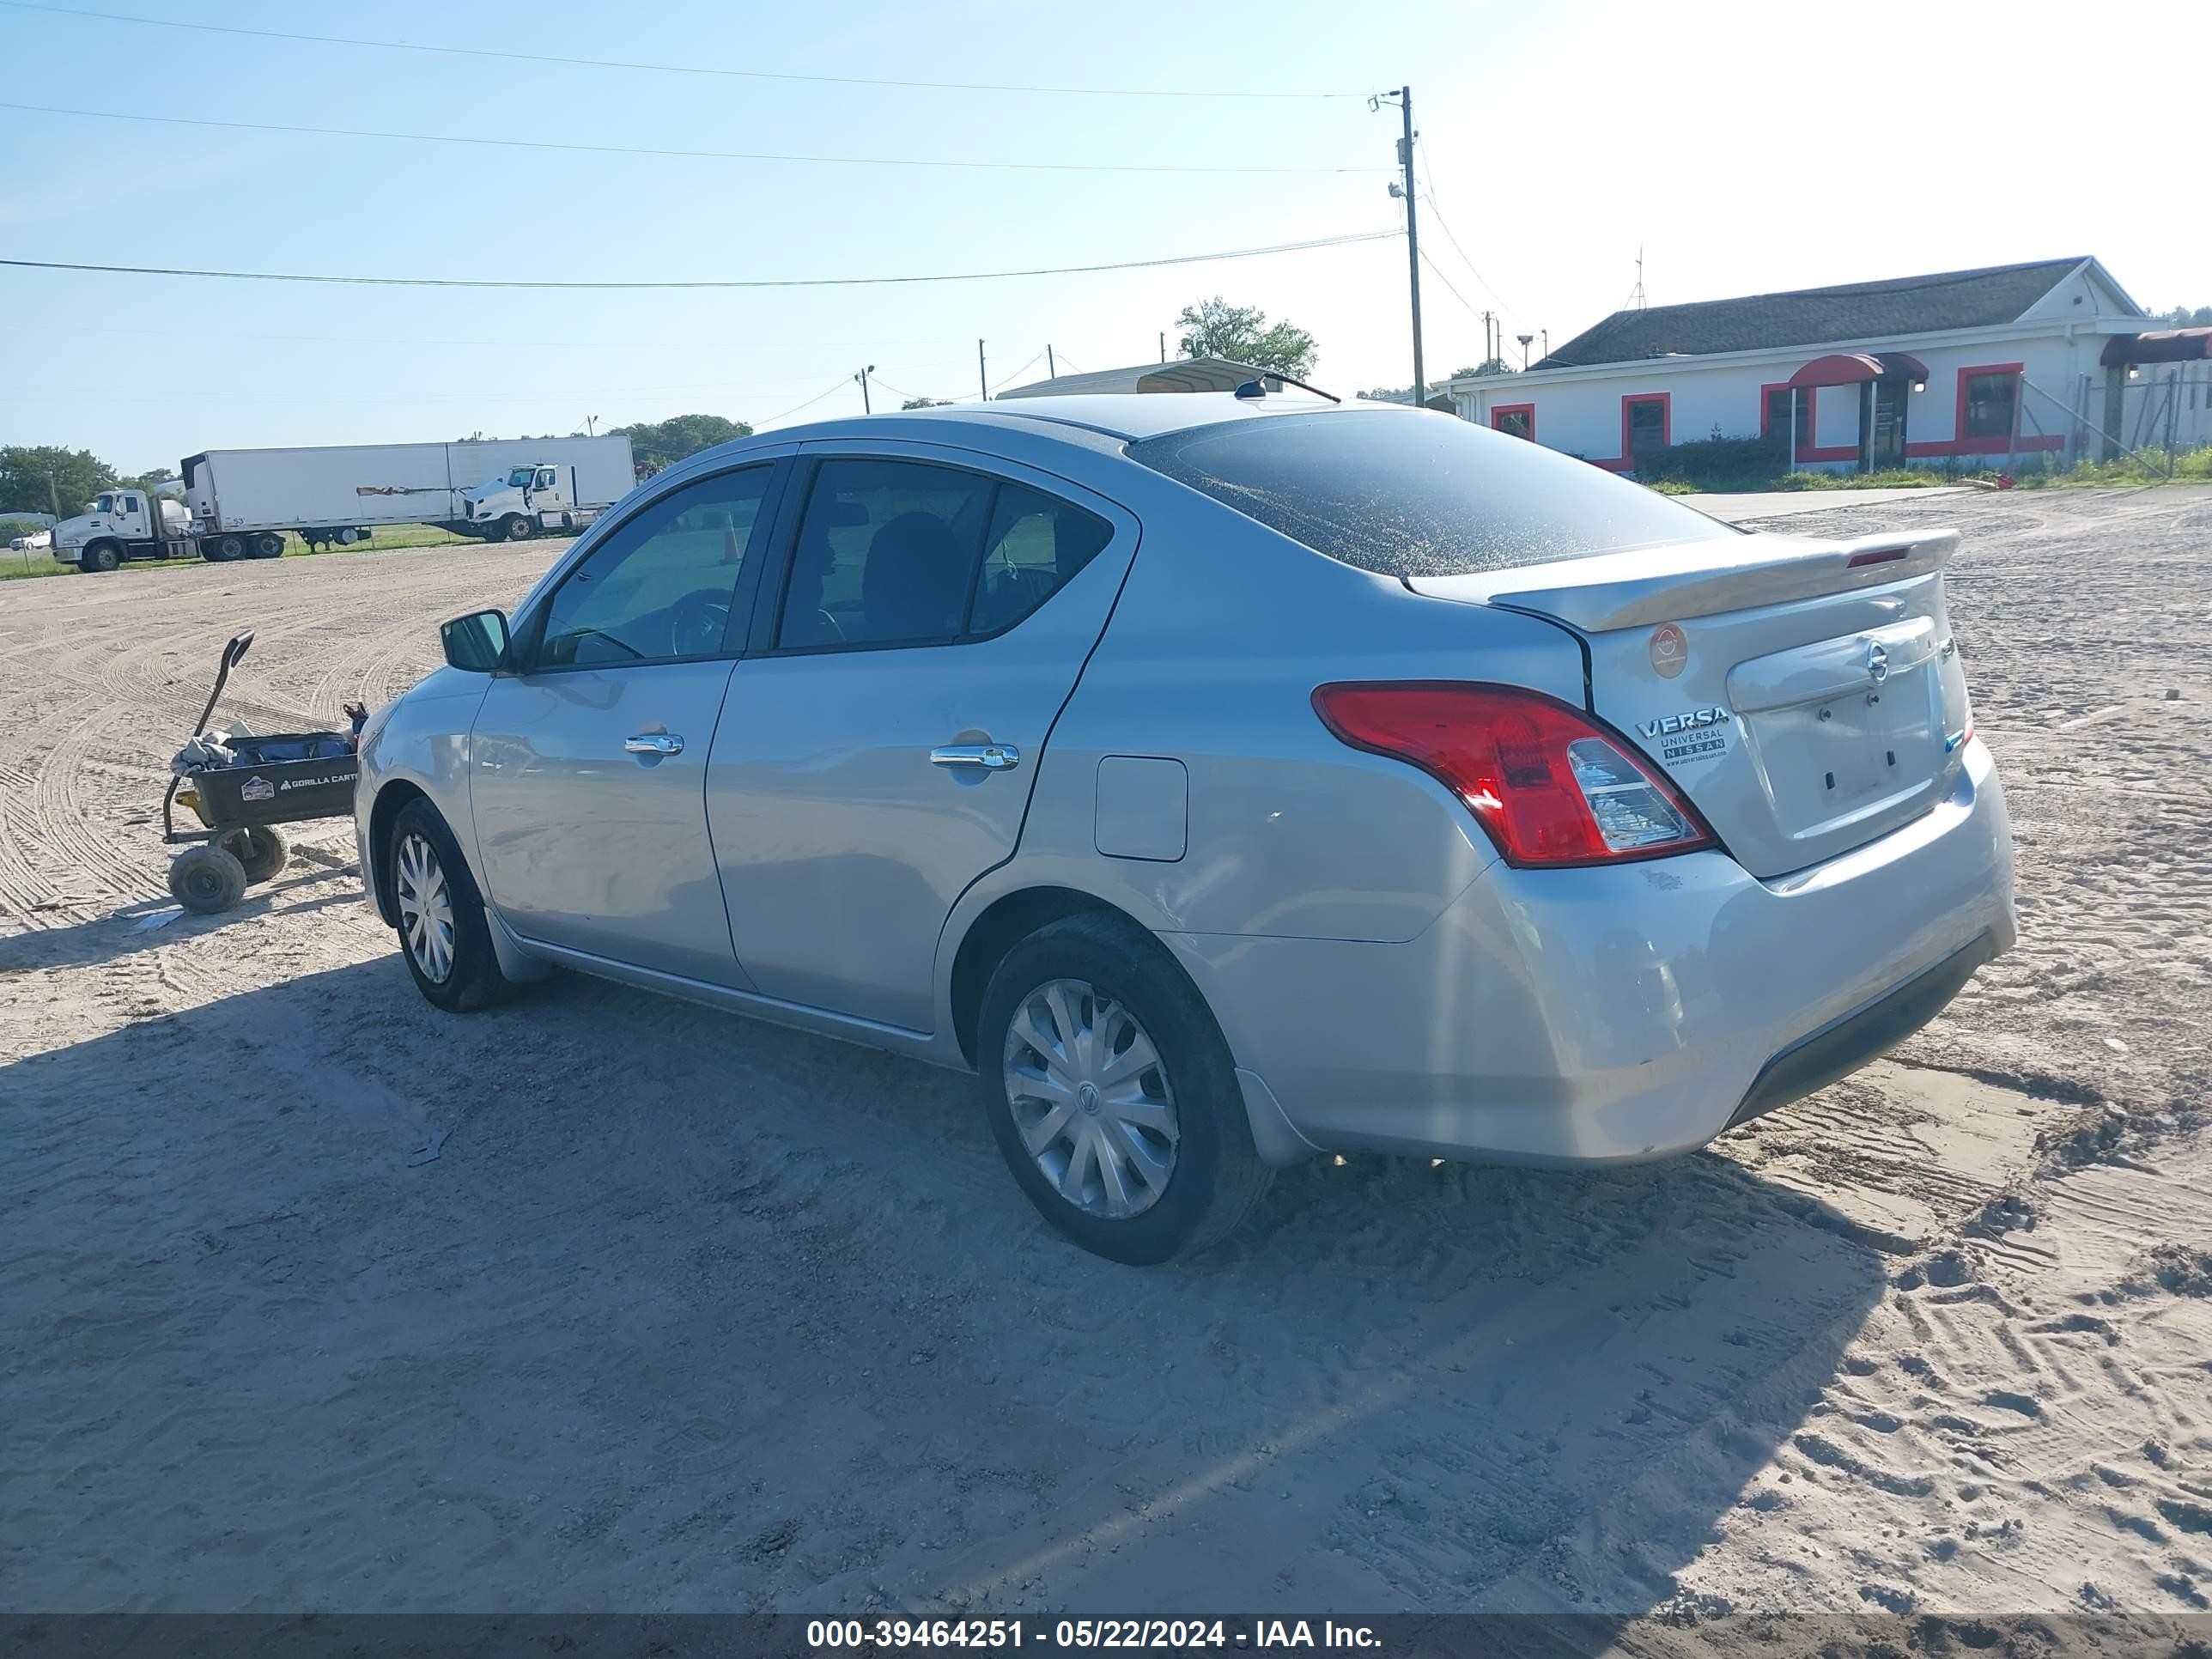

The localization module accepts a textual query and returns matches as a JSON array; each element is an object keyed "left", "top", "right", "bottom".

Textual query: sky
[{"left": 3, "top": 0, "right": 2203, "bottom": 474}]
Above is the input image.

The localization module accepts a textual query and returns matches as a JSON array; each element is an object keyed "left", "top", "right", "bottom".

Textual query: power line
[
  {"left": 0, "top": 229, "right": 1395, "bottom": 291},
  {"left": 990, "top": 353, "right": 1047, "bottom": 392},
  {"left": 1416, "top": 248, "right": 1485, "bottom": 325},
  {"left": 3, "top": 101, "right": 1387, "bottom": 178},
  {"left": 756, "top": 379, "right": 860, "bottom": 428},
  {"left": 1412, "top": 137, "right": 1523, "bottom": 325},
  {"left": 1, "top": 1, "right": 1365, "bottom": 100}
]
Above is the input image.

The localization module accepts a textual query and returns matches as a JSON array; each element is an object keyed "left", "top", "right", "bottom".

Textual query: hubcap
[
  {"left": 1003, "top": 978, "right": 1178, "bottom": 1220},
  {"left": 394, "top": 832, "right": 456, "bottom": 984}
]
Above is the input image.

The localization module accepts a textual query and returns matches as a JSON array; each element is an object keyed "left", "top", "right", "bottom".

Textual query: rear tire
[
  {"left": 250, "top": 532, "right": 284, "bottom": 559},
  {"left": 337, "top": 526, "right": 360, "bottom": 545},
  {"left": 205, "top": 535, "right": 245, "bottom": 562},
  {"left": 501, "top": 514, "right": 532, "bottom": 543},
  {"left": 168, "top": 844, "right": 248, "bottom": 915},
  {"left": 389, "top": 799, "right": 509, "bottom": 1012},
  {"left": 82, "top": 540, "right": 122, "bottom": 574},
  {"left": 977, "top": 913, "right": 1272, "bottom": 1264},
  {"left": 222, "top": 824, "right": 291, "bottom": 884}
]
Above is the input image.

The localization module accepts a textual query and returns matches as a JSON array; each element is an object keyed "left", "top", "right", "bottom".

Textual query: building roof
[
  {"left": 995, "top": 356, "right": 1275, "bottom": 399},
  {"left": 1537, "top": 258, "right": 2094, "bottom": 369}
]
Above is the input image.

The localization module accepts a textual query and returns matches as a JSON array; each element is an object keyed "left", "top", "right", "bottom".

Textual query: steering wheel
[{"left": 669, "top": 589, "right": 732, "bottom": 658}]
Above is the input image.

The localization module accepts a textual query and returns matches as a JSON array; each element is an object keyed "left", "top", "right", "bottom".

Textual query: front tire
[
  {"left": 977, "top": 913, "right": 1271, "bottom": 1264},
  {"left": 82, "top": 540, "right": 122, "bottom": 574},
  {"left": 389, "top": 799, "right": 508, "bottom": 1012},
  {"left": 501, "top": 514, "right": 533, "bottom": 543}
]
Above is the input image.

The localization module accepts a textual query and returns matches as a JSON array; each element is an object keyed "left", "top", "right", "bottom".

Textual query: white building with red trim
[{"left": 1446, "top": 258, "right": 2209, "bottom": 474}]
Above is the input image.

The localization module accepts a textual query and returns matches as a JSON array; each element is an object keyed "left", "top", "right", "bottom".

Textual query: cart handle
[{"left": 186, "top": 632, "right": 255, "bottom": 741}]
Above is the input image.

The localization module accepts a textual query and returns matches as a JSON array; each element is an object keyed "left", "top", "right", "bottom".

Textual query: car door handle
[
  {"left": 930, "top": 742, "right": 1020, "bottom": 771},
  {"left": 623, "top": 733, "right": 684, "bottom": 756}
]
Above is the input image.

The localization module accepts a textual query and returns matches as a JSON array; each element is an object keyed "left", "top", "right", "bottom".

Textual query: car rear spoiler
[{"left": 1406, "top": 529, "right": 1962, "bottom": 634}]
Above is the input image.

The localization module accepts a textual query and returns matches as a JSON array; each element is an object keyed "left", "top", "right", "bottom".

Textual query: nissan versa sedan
[{"left": 356, "top": 391, "right": 2014, "bottom": 1263}]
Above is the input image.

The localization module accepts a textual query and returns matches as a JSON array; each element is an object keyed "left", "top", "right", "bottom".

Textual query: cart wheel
[
  {"left": 222, "top": 825, "right": 292, "bottom": 884},
  {"left": 169, "top": 844, "right": 248, "bottom": 915}
]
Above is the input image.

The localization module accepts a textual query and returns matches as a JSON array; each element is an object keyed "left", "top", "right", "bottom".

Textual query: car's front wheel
[
  {"left": 977, "top": 913, "right": 1271, "bottom": 1264},
  {"left": 389, "top": 799, "right": 508, "bottom": 1012}
]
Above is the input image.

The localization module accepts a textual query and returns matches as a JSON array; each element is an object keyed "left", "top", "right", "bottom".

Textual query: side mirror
[{"left": 441, "top": 609, "right": 511, "bottom": 673}]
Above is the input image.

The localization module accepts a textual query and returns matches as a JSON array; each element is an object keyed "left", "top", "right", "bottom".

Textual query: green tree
[
  {"left": 122, "top": 464, "right": 178, "bottom": 493},
  {"left": 902, "top": 397, "right": 953, "bottom": 410},
  {"left": 2160, "top": 304, "right": 2212, "bottom": 327},
  {"left": 607, "top": 413, "right": 755, "bottom": 471},
  {"left": 0, "top": 446, "right": 118, "bottom": 517},
  {"left": 1173, "top": 296, "right": 1318, "bottom": 377}
]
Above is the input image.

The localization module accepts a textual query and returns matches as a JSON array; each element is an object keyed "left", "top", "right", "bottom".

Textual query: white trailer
[
  {"left": 52, "top": 434, "right": 639, "bottom": 572},
  {"left": 175, "top": 435, "right": 635, "bottom": 559}
]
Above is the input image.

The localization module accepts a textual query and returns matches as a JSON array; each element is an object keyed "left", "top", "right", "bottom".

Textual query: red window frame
[
  {"left": 1490, "top": 403, "right": 1536, "bottom": 441},
  {"left": 1620, "top": 392, "right": 1670, "bottom": 460}
]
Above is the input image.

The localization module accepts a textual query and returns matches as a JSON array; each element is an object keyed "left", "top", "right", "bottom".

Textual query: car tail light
[{"left": 1311, "top": 682, "right": 1716, "bottom": 867}]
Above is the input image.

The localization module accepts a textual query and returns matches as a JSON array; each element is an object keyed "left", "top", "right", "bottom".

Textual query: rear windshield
[{"left": 1127, "top": 410, "right": 1728, "bottom": 579}]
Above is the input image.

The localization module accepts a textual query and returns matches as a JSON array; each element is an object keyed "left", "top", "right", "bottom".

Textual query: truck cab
[
  {"left": 52, "top": 490, "right": 195, "bottom": 573},
  {"left": 460, "top": 463, "right": 591, "bottom": 543}
]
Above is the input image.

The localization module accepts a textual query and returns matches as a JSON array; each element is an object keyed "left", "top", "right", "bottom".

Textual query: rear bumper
[
  {"left": 1168, "top": 738, "right": 2014, "bottom": 1166},
  {"left": 1726, "top": 927, "right": 1999, "bottom": 1130}
]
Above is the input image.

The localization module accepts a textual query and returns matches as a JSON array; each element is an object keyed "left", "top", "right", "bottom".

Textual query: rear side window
[
  {"left": 1128, "top": 410, "right": 1727, "bottom": 578},
  {"left": 777, "top": 459, "right": 1110, "bottom": 650}
]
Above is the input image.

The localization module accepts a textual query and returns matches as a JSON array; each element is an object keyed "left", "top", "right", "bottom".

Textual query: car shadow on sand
[{"left": 1, "top": 951, "right": 1891, "bottom": 1617}]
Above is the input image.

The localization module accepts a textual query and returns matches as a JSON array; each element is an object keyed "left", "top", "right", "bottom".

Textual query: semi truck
[
  {"left": 52, "top": 435, "right": 636, "bottom": 571},
  {"left": 456, "top": 459, "right": 620, "bottom": 543}
]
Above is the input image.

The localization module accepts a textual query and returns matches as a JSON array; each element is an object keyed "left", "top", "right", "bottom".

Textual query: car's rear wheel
[
  {"left": 977, "top": 913, "right": 1270, "bottom": 1264},
  {"left": 389, "top": 799, "right": 507, "bottom": 1012}
]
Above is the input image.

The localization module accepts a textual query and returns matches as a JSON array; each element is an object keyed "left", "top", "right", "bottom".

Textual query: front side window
[
  {"left": 1961, "top": 370, "right": 2019, "bottom": 440},
  {"left": 776, "top": 459, "right": 1109, "bottom": 650},
  {"left": 536, "top": 470, "right": 556, "bottom": 489},
  {"left": 534, "top": 466, "right": 771, "bottom": 668},
  {"left": 95, "top": 493, "right": 115, "bottom": 514},
  {"left": 507, "top": 466, "right": 534, "bottom": 487}
]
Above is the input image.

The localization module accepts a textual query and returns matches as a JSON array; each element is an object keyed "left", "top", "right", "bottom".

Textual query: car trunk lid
[{"left": 1408, "top": 528, "right": 1975, "bottom": 878}]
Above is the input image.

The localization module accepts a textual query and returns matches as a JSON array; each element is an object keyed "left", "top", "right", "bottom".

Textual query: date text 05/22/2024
[{"left": 806, "top": 1620, "right": 1382, "bottom": 1650}]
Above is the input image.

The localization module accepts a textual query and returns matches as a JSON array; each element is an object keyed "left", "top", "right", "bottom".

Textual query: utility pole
[
  {"left": 46, "top": 472, "right": 61, "bottom": 518},
  {"left": 855, "top": 364, "right": 875, "bottom": 414},
  {"left": 1480, "top": 310, "right": 1493, "bottom": 368},
  {"left": 1158, "top": 331, "right": 1166, "bottom": 364},
  {"left": 1372, "top": 86, "right": 1425, "bottom": 401},
  {"left": 1046, "top": 344, "right": 1056, "bottom": 381},
  {"left": 977, "top": 339, "right": 988, "bottom": 402},
  {"left": 585, "top": 414, "right": 598, "bottom": 435},
  {"left": 1516, "top": 333, "right": 1534, "bottom": 371}
]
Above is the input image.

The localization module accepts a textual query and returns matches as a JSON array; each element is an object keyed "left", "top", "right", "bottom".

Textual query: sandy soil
[{"left": 3, "top": 489, "right": 2209, "bottom": 1621}]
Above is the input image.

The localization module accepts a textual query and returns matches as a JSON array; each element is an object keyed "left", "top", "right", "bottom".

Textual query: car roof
[{"left": 769, "top": 390, "right": 1384, "bottom": 447}]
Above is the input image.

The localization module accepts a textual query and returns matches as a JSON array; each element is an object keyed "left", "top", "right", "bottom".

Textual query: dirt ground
[{"left": 3, "top": 488, "right": 2209, "bottom": 1622}]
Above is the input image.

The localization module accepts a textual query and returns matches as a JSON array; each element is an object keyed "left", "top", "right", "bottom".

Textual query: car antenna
[{"left": 1232, "top": 374, "right": 1341, "bottom": 404}]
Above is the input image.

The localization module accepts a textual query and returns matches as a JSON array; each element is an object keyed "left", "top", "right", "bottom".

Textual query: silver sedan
[{"left": 356, "top": 392, "right": 2014, "bottom": 1262}]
